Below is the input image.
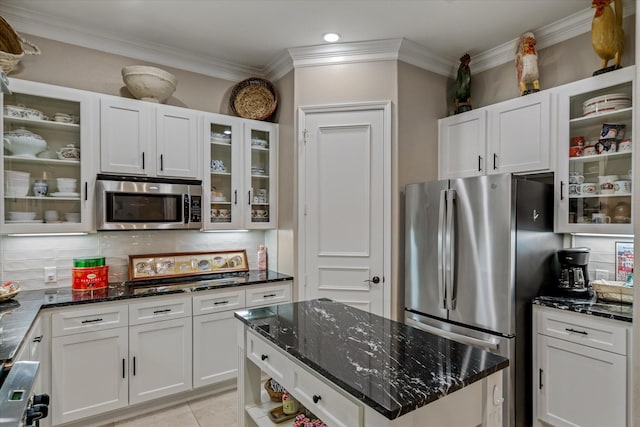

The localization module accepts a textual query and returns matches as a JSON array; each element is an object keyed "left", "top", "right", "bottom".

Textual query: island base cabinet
[
  {"left": 536, "top": 335, "right": 626, "bottom": 427},
  {"left": 128, "top": 317, "right": 192, "bottom": 405},
  {"left": 193, "top": 310, "right": 239, "bottom": 388},
  {"left": 51, "top": 327, "right": 129, "bottom": 425}
]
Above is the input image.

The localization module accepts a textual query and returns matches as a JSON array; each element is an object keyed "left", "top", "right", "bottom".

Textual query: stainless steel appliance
[
  {"left": 96, "top": 174, "right": 202, "bottom": 230},
  {"left": 0, "top": 361, "right": 50, "bottom": 427},
  {"left": 556, "top": 247, "right": 591, "bottom": 296},
  {"left": 404, "top": 174, "right": 562, "bottom": 427}
]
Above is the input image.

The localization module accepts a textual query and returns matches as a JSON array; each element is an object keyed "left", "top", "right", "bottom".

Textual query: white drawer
[
  {"left": 245, "top": 282, "right": 292, "bottom": 308},
  {"left": 193, "top": 288, "right": 245, "bottom": 315},
  {"left": 52, "top": 304, "right": 128, "bottom": 337},
  {"left": 536, "top": 306, "right": 629, "bottom": 355},
  {"left": 291, "top": 364, "right": 362, "bottom": 427},
  {"left": 246, "top": 330, "right": 290, "bottom": 389},
  {"left": 129, "top": 295, "right": 192, "bottom": 325}
]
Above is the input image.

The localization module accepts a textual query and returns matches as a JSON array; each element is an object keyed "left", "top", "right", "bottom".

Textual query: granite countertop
[
  {"left": 0, "top": 270, "right": 292, "bottom": 363},
  {"left": 533, "top": 295, "right": 632, "bottom": 323},
  {"left": 235, "top": 298, "right": 509, "bottom": 420}
]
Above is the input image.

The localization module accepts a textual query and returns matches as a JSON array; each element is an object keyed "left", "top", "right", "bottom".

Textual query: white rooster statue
[
  {"left": 515, "top": 32, "right": 540, "bottom": 96},
  {"left": 591, "top": 0, "right": 624, "bottom": 73}
]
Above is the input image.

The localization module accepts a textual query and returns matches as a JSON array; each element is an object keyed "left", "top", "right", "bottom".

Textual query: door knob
[{"left": 364, "top": 276, "right": 380, "bottom": 284}]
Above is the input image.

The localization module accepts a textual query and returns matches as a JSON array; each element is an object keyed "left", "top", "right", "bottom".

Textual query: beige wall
[{"left": 472, "top": 15, "right": 636, "bottom": 108}]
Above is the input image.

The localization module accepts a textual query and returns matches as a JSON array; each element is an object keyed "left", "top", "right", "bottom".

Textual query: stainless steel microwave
[{"left": 96, "top": 174, "right": 202, "bottom": 230}]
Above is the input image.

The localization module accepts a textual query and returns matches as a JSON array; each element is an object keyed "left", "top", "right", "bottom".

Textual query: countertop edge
[{"left": 532, "top": 297, "right": 632, "bottom": 323}]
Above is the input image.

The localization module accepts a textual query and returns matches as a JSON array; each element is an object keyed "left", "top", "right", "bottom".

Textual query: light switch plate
[{"left": 44, "top": 266, "right": 57, "bottom": 283}]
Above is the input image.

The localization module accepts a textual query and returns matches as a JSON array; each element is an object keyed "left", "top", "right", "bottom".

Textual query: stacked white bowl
[
  {"left": 64, "top": 212, "right": 80, "bottom": 223},
  {"left": 56, "top": 177, "right": 77, "bottom": 193},
  {"left": 5, "top": 170, "right": 30, "bottom": 197}
]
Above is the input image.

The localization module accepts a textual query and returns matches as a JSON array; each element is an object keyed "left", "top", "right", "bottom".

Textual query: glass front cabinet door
[
  {"left": 1, "top": 79, "right": 94, "bottom": 234},
  {"left": 556, "top": 67, "right": 635, "bottom": 234},
  {"left": 244, "top": 120, "right": 277, "bottom": 229}
]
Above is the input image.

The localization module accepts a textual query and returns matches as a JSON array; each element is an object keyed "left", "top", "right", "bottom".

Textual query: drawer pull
[
  {"left": 312, "top": 394, "right": 322, "bottom": 404},
  {"left": 81, "top": 318, "right": 103, "bottom": 324},
  {"left": 261, "top": 354, "right": 268, "bottom": 361},
  {"left": 263, "top": 293, "right": 277, "bottom": 298},
  {"left": 214, "top": 300, "right": 229, "bottom": 305},
  {"left": 32, "top": 335, "right": 43, "bottom": 343},
  {"left": 153, "top": 309, "right": 172, "bottom": 314},
  {"left": 565, "top": 328, "right": 588, "bottom": 335}
]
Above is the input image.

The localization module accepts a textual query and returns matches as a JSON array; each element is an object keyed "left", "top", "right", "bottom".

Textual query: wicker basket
[
  {"left": 229, "top": 77, "right": 278, "bottom": 121},
  {"left": 0, "top": 15, "right": 40, "bottom": 74},
  {"left": 264, "top": 378, "right": 285, "bottom": 402}
]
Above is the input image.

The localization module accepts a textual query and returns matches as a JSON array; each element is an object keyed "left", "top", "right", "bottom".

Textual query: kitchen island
[{"left": 235, "top": 298, "right": 509, "bottom": 427}]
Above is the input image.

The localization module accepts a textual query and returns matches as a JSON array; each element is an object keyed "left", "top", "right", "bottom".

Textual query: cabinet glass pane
[
  {"left": 3, "top": 92, "right": 82, "bottom": 225},
  {"left": 566, "top": 82, "right": 632, "bottom": 226},
  {"left": 250, "top": 129, "right": 270, "bottom": 224},
  {"left": 209, "top": 123, "right": 233, "bottom": 223}
]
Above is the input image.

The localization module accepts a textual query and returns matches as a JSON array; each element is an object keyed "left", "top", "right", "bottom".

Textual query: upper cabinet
[
  {"left": 100, "top": 96, "right": 200, "bottom": 179},
  {"left": 555, "top": 66, "right": 634, "bottom": 234},
  {"left": 438, "top": 91, "right": 552, "bottom": 179},
  {"left": 202, "top": 114, "right": 278, "bottom": 230},
  {"left": 1, "top": 79, "right": 96, "bottom": 234}
]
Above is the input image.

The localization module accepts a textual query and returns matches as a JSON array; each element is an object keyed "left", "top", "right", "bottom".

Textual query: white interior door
[{"left": 299, "top": 103, "right": 390, "bottom": 316}]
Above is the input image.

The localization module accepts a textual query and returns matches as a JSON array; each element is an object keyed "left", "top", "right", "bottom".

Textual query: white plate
[
  {"left": 6, "top": 219, "right": 43, "bottom": 223},
  {"left": 50, "top": 192, "right": 80, "bottom": 197}
]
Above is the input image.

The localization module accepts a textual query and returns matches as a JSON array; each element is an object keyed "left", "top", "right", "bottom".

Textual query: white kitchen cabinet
[
  {"left": 1, "top": 78, "right": 96, "bottom": 234},
  {"left": 438, "top": 109, "right": 487, "bottom": 179},
  {"left": 202, "top": 114, "right": 278, "bottom": 230},
  {"left": 554, "top": 66, "right": 635, "bottom": 234},
  {"left": 193, "top": 310, "right": 239, "bottom": 388},
  {"left": 533, "top": 305, "right": 630, "bottom": 427},
  {"left": 438, "top": 91, "right": 552, "bottom": 179},
  {"left": 52, "top": 326, "right": 129, "bottom": 425},
  {"left": 100, "top": 95, "right": 200, "bottom": 179}
]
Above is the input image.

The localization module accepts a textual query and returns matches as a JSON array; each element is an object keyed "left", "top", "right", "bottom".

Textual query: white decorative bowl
[
  {"left": 121, "top": 65, "right": 177, "bottom": 103},
  {"left": 3, "top": 128, "right": 48, "bottom": 157}
]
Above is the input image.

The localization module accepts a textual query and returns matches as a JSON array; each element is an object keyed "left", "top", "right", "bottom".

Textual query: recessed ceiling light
[{"left": 323, "top": 33, "right": 341, "bottom": 43}]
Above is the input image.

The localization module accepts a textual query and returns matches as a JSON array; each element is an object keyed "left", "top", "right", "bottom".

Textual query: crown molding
[
  {"left": 0, "top": 3, "right": 262, "bottom": 82},
  {"left": 288, "top": 39, "right": 404, "bottom": 68}
]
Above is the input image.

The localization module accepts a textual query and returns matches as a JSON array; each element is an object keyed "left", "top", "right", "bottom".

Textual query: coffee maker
[{"left": 555, "top": 247, "right": 592, "bottom": 298}]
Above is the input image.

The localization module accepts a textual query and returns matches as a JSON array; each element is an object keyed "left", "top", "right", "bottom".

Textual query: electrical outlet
[
  {"left": 44, "top": 266, "right": 57, "bottom": 283},
  {"left": 595, "top": 269, "right": 609, "bottom": 281}
]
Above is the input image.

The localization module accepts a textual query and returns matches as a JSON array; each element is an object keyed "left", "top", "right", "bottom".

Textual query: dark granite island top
[{"left": 235, "top": 298, "right": 509, "bottom": 424}]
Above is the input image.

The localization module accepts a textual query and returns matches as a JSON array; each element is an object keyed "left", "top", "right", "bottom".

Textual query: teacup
[
  {"left": 618, "top": 139, "right": 632, "bottom": 152},
  {"left": 592, "top": 213, "right": 611, "bottom": 224},
  {"left": 210, "top": 209, "right": 219, "bottom": 218},
  {"left": 252, "top": 209, "right": 268, "bottom": 218},
  {"left": 595, "top": 139, "right": 616, "bottom": 154},
  {"left": 613, "top": 180, "right": 631, "bottom": 194},
  {"left": 582, "top": 145, "right": 597, "bottom": 156},
  {"left": 568, "top": 172, "right": 584, "bottom": 184},
  {"left": 598, "top": 175, "right": 618, "bottom": 194},
  {"left": 568, "top": 184, "right": 581, "bottom": 196},
  {"left": 218, "top": 209, "right": 230, "bottom": 218},
  {"left": 210, "top": 160, "right": 225, "bottom": 172},
  {"left": 580, "top": 183, "right": 597, "bottom": 194}
]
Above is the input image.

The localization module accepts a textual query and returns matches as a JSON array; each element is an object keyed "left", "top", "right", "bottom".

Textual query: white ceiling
[{"left": 0, "top": 0, "right": 633, "bottom": 81}]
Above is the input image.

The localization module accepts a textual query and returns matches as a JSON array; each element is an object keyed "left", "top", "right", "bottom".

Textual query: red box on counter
[{"left": 72, "top": 265, "right": 109, "bottom": 291}]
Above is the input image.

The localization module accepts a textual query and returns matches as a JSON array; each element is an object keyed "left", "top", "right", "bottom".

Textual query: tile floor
[{"left": 99, "top": 389, "right": 238, "bottom": 427}]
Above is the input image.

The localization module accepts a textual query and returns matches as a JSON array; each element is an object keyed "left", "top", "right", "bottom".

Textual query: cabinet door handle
[
  {"left": 261, "top": 354, "right": 268, "bottom": 361},
  {"left": 160, "top": 154, "right": 164, "bottom": 171},
  {"left": 313, "top": 394, "right": 322, "bottom": 404},
  {"left": 234, "top": 190, "right": 238, "bottom": 205},
  {"left": 248, "top": 190, "right": 251, "bottom": 205},
  {"left": 122, "top": 358, "right": 126, "bottom": 379},
  {"left": 142, "top": 152, "right": 145, "bottom": 170},
  {"left": 539, "top": 368, "right": 543, "bottom": 389},
  {"left": 560, "top": 181, "right": 564, "bottom": 201},
  {"left": 214, "top": 300, "right": 229, "bottom": 305},
  {"left": 565, "top": 327, "right": 588, "bottom": 335},
  {"left": 493, "top": 153, "right": 498, "bottom": 170},
  {"left": 133, "top": 356, "right": 136, "bottom": 376},
  {"left": 153, "top": 308, "right": 172, "bottom": 314},
  {"left": 84, "top": 182, "right": 88, "bottom": 201},
  {"left": 81, "top": 318, "right": 103, "bottom": 324},
  {"left": 478, "top": 155, "right": 482, "bottom": 172}
]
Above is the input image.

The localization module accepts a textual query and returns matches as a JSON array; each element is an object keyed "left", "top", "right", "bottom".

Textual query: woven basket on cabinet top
[
  {"left": 229, "top": 77, "right": 278, "bottom": 121},
  {"left": 0, "top": 15, "right": 41, "bottom": 74}
]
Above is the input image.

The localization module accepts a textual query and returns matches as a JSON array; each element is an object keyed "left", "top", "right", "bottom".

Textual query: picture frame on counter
[
  {"left": 128, "top": 249, "right": 249, "bottom": 281},
  {"left": 615, "top": 241, "right": 634, "bottom": 281}
]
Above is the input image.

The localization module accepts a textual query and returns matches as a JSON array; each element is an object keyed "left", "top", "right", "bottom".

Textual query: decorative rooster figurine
[
  {"left": 591, "top": 0, "right": 624, "bottom": 72},
  {"left": 454, "top": 53, "right": 471, "bottom": 114},
  {"left": 515, "top": 32, "right": 540, "bottom": 96}
]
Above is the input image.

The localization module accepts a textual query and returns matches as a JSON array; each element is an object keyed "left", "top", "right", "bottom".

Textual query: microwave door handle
[
  {"left": 445, "top": 189, "right": 456, "bottom": 310},
  {"left": 437, "top": 189, "right": 447, "bottom": 310},
  {"left": 184, "top": 194, "right": 190, "bottom": 224}
]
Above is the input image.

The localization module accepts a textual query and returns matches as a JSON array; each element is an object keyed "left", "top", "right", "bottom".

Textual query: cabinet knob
[
  {"left": 261, "top": 354, "right": 268, "bottom": 361},
  {"left": 312, "top": 394, "right": 321, "bottom": 404}
]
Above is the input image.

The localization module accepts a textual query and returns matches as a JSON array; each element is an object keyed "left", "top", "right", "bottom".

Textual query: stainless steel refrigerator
[{"left": 404, "top": 173, "right": 562, "bottom": 427}]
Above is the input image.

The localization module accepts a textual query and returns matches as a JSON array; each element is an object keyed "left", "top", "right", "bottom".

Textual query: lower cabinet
[{"left": 533, "top": 305, "right": 630, "bottom": 427}]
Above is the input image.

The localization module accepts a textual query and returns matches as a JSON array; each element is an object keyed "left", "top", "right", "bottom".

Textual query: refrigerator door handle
[
  {"left": 437, "top": 189, "right": 447, "bottom": 309},
  {"left": 445, "top": 189, "right": 456, "bottom": 310},
  {"left": 406, "top": 318, "right": 500, "bottom": 351}
]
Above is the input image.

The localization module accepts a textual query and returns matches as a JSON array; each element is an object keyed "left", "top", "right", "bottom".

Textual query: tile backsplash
[
  {"left": 572, "top": 235, "right": 634, "bottom": 281},
  {"left": 1, "top": 230, "right": 267, "bottom": 291}
]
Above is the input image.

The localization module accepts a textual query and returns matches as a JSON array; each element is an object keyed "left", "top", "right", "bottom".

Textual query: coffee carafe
[{"left": 557, "top": 247, "right": 591, "bottom": 296}]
